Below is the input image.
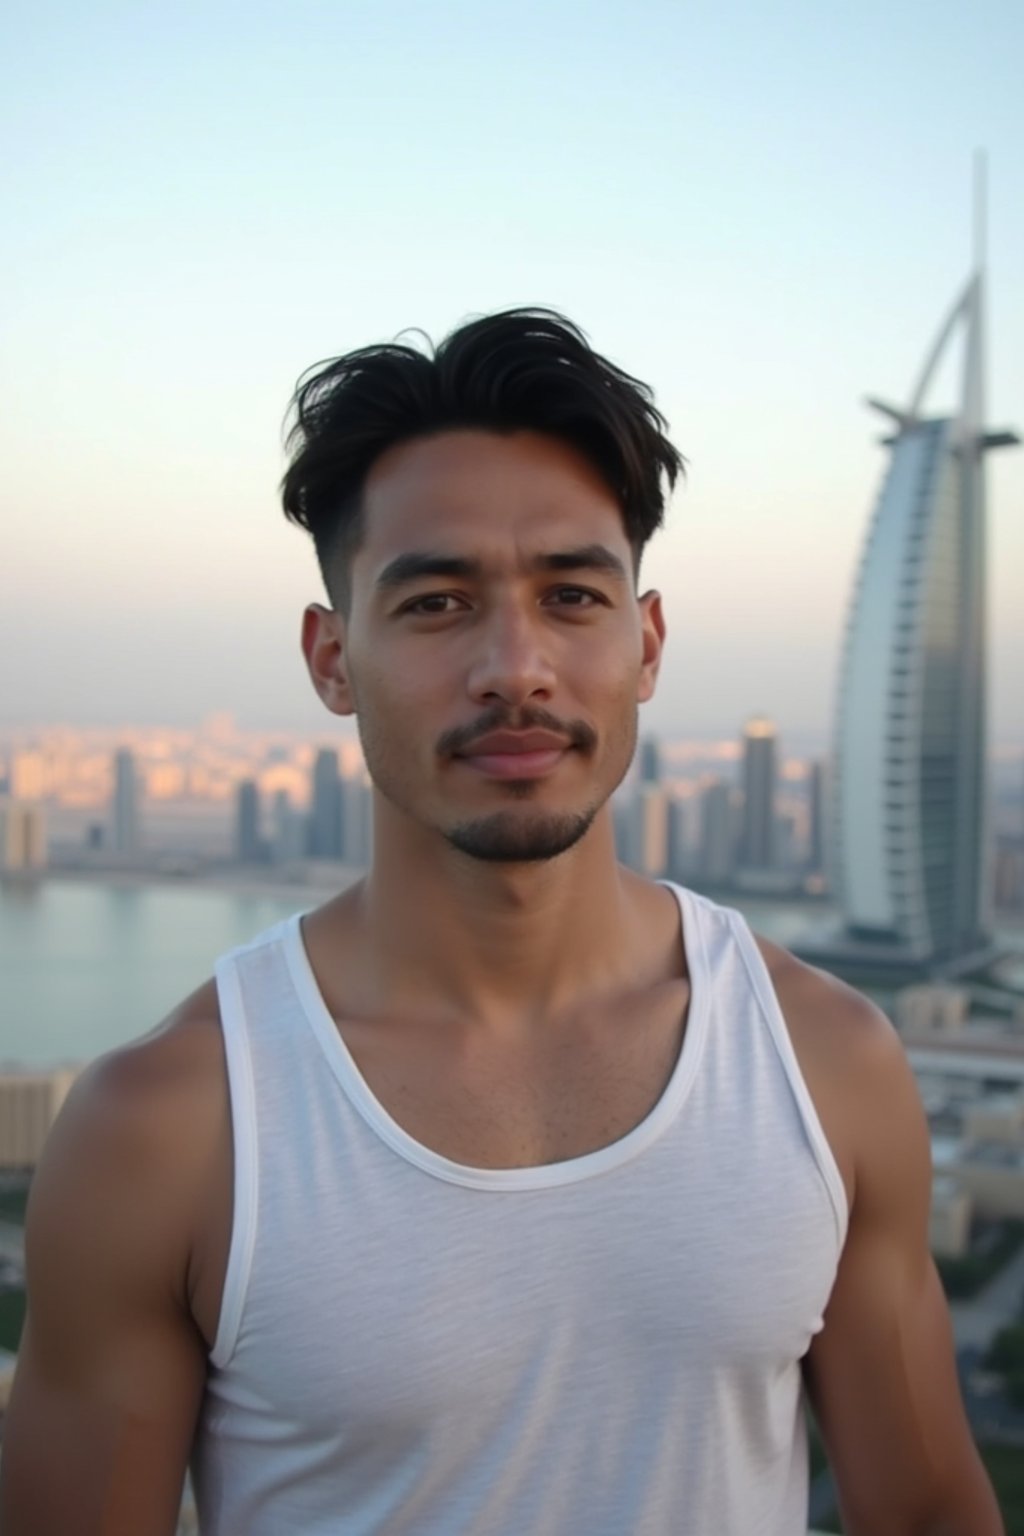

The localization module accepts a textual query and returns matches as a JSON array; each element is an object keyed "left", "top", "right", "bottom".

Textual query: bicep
[
  {"left": 0, "top": 1067, "right": 208, "bottom": 1536},
  {"left": 805, "top": 1221, "right": 976, "bottom": 1527},
  {"left": 2, "top": 1324, "right": 204, "bottom": 1536},
  {"left": 804, "top": 1028, "right": 997, "bottom": 1534}
]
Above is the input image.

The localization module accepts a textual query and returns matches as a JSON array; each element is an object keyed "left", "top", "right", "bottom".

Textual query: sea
[{"left": 0, "top": 876, "right": 307, "bottom": 1068}]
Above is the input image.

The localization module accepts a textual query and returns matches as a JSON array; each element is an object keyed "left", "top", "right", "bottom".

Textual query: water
[{"left": 0, "top": 877, "right": 307, "bottom": 1068}]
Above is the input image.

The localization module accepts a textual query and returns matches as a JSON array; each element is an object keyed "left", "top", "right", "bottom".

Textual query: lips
[
  {"left": 459, "top": 730, "right": 570, "bottom": 756},
  {"left": 456, "top": 729, "right": 572, "bottom": 780}
]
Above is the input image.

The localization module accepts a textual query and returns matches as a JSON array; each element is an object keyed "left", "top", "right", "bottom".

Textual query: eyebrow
[{"left": 374, "top": 543, "right": 629, "bottom": 591}]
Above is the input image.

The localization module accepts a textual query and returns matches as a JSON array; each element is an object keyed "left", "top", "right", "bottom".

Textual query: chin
[{"left": 444, "top": 807, "right": 598, "bottom": 863}]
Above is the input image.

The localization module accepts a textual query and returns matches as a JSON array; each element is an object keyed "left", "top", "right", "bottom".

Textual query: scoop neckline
[{"left": 281, "top": 881, "right": 710, "bottom": 1192}]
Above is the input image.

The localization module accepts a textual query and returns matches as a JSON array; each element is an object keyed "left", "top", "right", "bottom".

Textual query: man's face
[{"left": 305, "top": 429, "right": 664, "bottom": 863}]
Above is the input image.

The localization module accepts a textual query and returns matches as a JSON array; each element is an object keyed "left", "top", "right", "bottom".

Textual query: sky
[{"left": 2, "top": 0, "right": 1022, "bottom": 753}]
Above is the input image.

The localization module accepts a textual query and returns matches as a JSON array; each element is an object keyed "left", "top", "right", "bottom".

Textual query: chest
[
  {"left": 227, "top": 1115, "right": 840, "bottom": 1448},
  {"left": 335, "top": 983, "right": 689, "bottom": 1169}
]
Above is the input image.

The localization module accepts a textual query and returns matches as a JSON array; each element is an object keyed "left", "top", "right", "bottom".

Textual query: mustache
[{"left": 437, "top": 706, "right": 598, "bottom": 759}]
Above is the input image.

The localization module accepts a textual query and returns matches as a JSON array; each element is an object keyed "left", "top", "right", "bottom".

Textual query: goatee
[{"left": 445, "top": 806, "right": 598, "bottom": 863}]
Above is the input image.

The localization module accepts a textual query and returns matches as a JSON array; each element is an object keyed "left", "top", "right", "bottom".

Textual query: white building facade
[{"left": 833, "top": 229, "right": 1018, "bottom": 965}]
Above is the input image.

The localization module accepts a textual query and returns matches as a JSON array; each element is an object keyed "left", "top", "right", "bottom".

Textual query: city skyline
[
  {"left": 4, "top": 716, "right": 1021, "bottom": 874},
  {"left": 3, "top": 714, "right": 1022, "bottom": 800},
  {"left": 2, "top": 2, "right": 1022, "bottom": 747}
]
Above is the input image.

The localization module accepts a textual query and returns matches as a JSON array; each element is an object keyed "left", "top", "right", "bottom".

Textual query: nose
[{"left": 466, "top": 600, "right": 556, "bottom": 707}]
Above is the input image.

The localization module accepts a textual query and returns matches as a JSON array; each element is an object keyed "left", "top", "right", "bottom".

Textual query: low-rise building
[
  {"left": 928, "top": 1176, "right": 972, "bottom": 1258},
  {"left": 894, "top": 984, "right": 970, "bottom": 1037},
  {"left": 0, "top": 1070, "right": 78, "bottom": 1170},
  {"left": 962, "top": 1091, "right": 1024, "bottom": 1147},
  {"left": 954, "top": 1142, "right": 1024, "bottom": 1221}
]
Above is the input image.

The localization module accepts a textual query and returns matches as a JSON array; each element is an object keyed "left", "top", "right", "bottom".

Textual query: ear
[
  {"left": 636, "top": 590, "right": 665, "bottom": 704},
  {"left": 301, "top": 604, "right": 357, "bottom": 717}
]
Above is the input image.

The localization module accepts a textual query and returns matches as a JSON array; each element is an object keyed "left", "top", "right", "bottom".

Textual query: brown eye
[
  {"left": 405, "top": 594, "right": 462, "bottom": 615},
  {"left": 546, "top": 587, "right": 601, "bottom": 607}
]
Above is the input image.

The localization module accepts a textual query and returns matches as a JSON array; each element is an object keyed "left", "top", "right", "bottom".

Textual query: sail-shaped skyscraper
[{"left": 832, "top": 184, "right": 1018, "bottom": 968}]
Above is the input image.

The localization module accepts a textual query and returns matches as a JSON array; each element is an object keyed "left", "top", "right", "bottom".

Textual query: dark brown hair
[{"left": 281, "top": 307, "right": 683, "bottom": 605}]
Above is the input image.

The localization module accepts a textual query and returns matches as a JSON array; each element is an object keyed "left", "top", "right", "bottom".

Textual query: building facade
[
  {"left": 0, "top": 1069, "right": 78, "bottom": 1170},
  {"left": 112, "top": 747, "right": 140, "bottom": 856},
  {"left": 235, "top": 779, "right": 264, "bottom": 864},
  {"left": 0, "top": 801, "right": 48, "bottom": 874},
  {"left": 309, "top": 749, "right": 343, "bottom": 859},
  {"left": 740, "top": 717, "right": 777, "bottom": 871},
  {"left": 833, "top": 246, "right": 1018, "bottom": 965},
  {"left": 699, "top": 779, "right": 735, "bottom": 885}
]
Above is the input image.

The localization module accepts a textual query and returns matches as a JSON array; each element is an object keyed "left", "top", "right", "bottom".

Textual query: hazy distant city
[{"left": 2, "top": 715, "right": 1022, "bottom": 916}]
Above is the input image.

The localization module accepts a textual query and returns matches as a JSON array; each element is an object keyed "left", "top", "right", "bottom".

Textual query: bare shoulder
[
  {"left": 28, "top": 978, "right": 230, "bottom": 1316},
  {"left": 750, "top": 933, "right": 923, "bottom": 1207},
  {"left": 38, "top": 978, "right": 226, "bottom": 1181},
  {"left": 5, "top": 986, "right": 229, "bottom": 1533},
  {"left": 751, "top": 932, "right": 898, "bottom": 1060}
]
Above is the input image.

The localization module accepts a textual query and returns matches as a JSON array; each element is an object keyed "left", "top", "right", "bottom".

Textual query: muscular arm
[
  {"left": 799, "top": 989, "right": 1002, "bottom": 1535},
  {"left": 0, "top": 1008, "right": 225, "bottom": 1536}
]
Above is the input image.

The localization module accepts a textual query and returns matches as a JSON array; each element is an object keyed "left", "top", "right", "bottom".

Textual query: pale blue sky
[{"left": 2, "top": 0, "right": 1021, "bottom": 748}]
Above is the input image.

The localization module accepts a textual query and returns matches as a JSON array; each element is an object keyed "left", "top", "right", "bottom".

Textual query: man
[{"left": 1, "top": 311, "right": 1001, "bottom": 1534}]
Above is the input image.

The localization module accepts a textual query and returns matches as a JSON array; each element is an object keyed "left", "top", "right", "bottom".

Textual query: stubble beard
[{"left": 444, "top": 787, "right": 602, "bottom": 864}]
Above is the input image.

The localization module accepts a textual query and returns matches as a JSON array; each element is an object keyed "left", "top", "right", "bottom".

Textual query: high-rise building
[
  {"left": 10, "top": 751, "right": 46, "bottom": 800},
  {"left": 833, "top": 180, "right": 1019, "bottom": 965},
  {"left": 807, "top": 760, "right": 827, "bottom": 875},
  {"left": 1, "top": 801, "right": 48, "bottom": 874},
  {"left": 235, "top": 779, "right": 264, "bottom": 864},
  {"left": 994, "top": 843, "right": 1024, "bottom": 911},
  {"left": 614, "top": 738, "right": 670, "bottom": 876},
  {"left": 270, "top": 789, "right": 306, "bottom": 865},
  {"left": 309, "top": 749, "right": 343, "bottom": 859},
  {"left": 665, "top": 795, "right": 689, "bottom": 880},
  {"left": 638, "top": 736, "right": 662, "bottom": 787},
  {"left": 343, "top": 776, "right": 373, "bottom": 868},
  {"left": 634, "top": 785, "right": 669, "bottom": 876},
  {"left": 739, "top": 718, "right": 777, "bottom": 870},
  {"left": 699, "top": 779, "right": 735, "bottom": 885},
  {"left": 112, "top": 748, "right": 139, "bottom": 856},
  {"left": 613, "top": 783, "right": 668, "bottom": 876},
  {"left": 775, "top": 814, "right": 798, "bottom": 873}
]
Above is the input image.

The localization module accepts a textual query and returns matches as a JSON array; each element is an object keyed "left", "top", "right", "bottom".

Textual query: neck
[{"left": 348, "top": 794, "right": 646, "bottom": 1027}]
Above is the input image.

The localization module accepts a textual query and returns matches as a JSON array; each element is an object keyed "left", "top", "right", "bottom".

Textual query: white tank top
[{"left": 192, "top": 884, "right": 847, "bottom": 1535}]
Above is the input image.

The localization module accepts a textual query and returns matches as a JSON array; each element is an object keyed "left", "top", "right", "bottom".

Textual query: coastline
[
  {"left": 6, "top": 862, "right": 364, "bottom": 904},
  {"left": 8, "top": 863, "right": 1024, "bottom": 933}
]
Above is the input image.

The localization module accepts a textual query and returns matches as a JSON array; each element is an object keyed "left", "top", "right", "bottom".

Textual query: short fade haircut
[{"left": 281, "top": 307, "right": 684, "bottom": 607}]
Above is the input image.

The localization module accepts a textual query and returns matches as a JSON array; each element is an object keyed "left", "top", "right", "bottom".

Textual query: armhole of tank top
[
  {"left": 726, "top": 911, "right": 850, "bottom": 1251},
  {"left": 209, "top": 952, "right": 260, "bottom": 1370}
]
